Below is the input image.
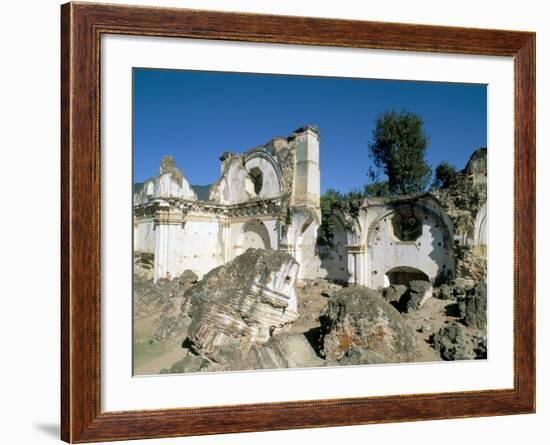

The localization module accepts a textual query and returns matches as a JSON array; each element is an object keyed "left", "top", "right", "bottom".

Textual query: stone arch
[
  {"left": 244, "top": 152, "right": 283, "bottom": 199},
  {"left": 367, "top": 202, "right": 453, "bottom": 249},
  {"left": 366, "top": 199, "right": 455, "bottom": 288},
  {"left": 242, "top": 219, "right": 272, "bottom": 251}
]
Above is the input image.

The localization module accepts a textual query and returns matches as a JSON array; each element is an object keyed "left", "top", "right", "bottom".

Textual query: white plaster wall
[
  {"left": 242, "top": 220, "right": 272, "bottom": 250},
  {"left": 295, "top": 220, "right": 322, "bottom": 279},
  {"left": 245, "top": 155, "right": 282, "bottom": 199},
  {"left": 134, "top": 220, "right": 156, "bottom": 254},
  {"left": 133, "top": 179, "right": 155, "bottom": 205},
  {"left": 154, "top": 172, "right": 197, "bottom": 200},
  {"left": 217, "top": 159, "right": 254, "bottom": 204},
  {"left": 367, "top": 210, "right": 454, "bottom": 288},
  {"left": 177, "top": 219, "right": 224, "bottom": 278},
  {"left": 229, "top": 218, "right": 279, "bottom": 259}
]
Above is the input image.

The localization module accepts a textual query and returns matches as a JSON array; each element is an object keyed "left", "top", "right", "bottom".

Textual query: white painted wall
[
  {"left": 134, "top": 219, "right": 156, "bottom": 254},
  {"left": 245, "top": 155, "right": 282, "bottom": 199},
  {"left": 177, "top": 219, "right": 224, "bottom": 278},
  {"left": 318, "top": 218, "right": 349, "bottom": 282},
  {"left": 367, "top": 208, "right": 454, "bottom": 288},
  {"left": 217, "top": 158, "right": 254, "bottom": 204},
  {"left": 229, "top": 218, "right": 279, "bottom": 259},
  {"left": 155, "top": 172, "right": 197, "bottom": 200}
]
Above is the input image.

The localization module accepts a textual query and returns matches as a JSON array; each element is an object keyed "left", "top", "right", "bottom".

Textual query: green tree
[
  {"left": 368, "top": 110, "right": 431, "bottom": 194},
  {"left": 363, "top": 167, "right": 391, "bottom": 197},
  {"left": 319, "top": 189, "right": 365, "bottom": 246},
  {"left": 319, "top": 189, "right": 343, "bottom": 246},
  {"left": 433, "top": 161, "right": 457, "bottom": 189},
  {"left": 364, "top": 181, "right": 390, "bottom": 197}
]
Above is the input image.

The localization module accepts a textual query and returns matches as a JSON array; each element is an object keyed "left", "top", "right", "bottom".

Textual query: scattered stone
[
  {"left": 152, "top": 314, "right": 190, "bottom": 343},
  {"left": 161, "top": 351, "right": 210, "bottom": 374},
  {"left": 453, "top": 277, "right": 475, "bottom": 294},
  {"left": 134, "top": 252, "right": 154, "bottom": 281},
  {"left": 473, "top": 332, "right": 487, "bottom": 359},
  {"left": 319, "top": 286, "right": 417, "bottom": 364},
  {"left": 419, "top": 323, "right": 431, "bottom": 334},
  {"left": 133, "top": 273, "right": 195, "bottom": 342},
  {"left": 237, "top": 333, "right": 324, "bottom": 371},
  {"left": 403, "top": 280, "right": 433, "bottom": 313},
  {"left": 335, "top": 348, "right": 386, "bottom": 366},
  {"left": 178, "top": 269, "right": 198, "bottom": 286},
  {"left": 381, "top": 284, "right": 407, "bottom": 303},
  {"left": 432, "top": 322, "right": 474, "bottom": 361},
  {"left": 437, "top": 283, "right": 454, "bottom": 300},
  {"left": 458, "top": 282, "right": 487, "bottom": 329}
]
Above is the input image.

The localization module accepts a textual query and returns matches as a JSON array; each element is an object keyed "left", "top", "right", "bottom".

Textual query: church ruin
[{"left": 133, "top": 126, "right": 487, "bottom": 288}]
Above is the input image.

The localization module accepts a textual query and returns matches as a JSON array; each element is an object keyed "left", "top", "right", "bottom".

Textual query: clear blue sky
[{"left": 133, "top": 68, "right": 486, "bottom": 194}]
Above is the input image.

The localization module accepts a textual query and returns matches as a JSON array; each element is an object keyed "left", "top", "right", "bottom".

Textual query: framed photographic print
[{"left": 61, "top": 2, "right": 536, "bottom": 442}]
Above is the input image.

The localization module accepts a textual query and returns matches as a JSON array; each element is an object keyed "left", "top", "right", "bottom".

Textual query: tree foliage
[
  {"left": 368, "top": 110, "right": 431, "bottom": 194},
  {"left": 319, "top": 189, "right": 364, "bottom": 246},
  {"left": 363, "top": 181, "right": 390, "bottom": 197},
  {"left": 433, "top": 161, "right": 457, "bottom": 189}
]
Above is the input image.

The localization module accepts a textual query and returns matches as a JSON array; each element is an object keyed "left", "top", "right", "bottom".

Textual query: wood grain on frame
[{"left": 60, "top": 2, "right": 535, "bottom": 442}]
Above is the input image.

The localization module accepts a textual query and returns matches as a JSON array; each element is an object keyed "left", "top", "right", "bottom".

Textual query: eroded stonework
[
  {"left": 134, "top": 127, "right": 487, "bottom": 289},
  {"left": 134, "top": 126, "right": 322, "bottom": 282},
  {"left": 182, "top": 248, "right": 300, "bottom": 363}
]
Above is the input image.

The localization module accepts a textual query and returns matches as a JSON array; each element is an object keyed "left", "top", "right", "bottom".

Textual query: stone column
[
  {"left": 153, "top": 204, "right": 185, "bottom": 282},
  {"left": 346, "top": 245, "right": 367, "bottom": 285},
  {"left": 347, "top": 251, "right": 356, "bottom": 285},
  {"left": 154, "top": 222, "right": 168, "bottom": 282}
]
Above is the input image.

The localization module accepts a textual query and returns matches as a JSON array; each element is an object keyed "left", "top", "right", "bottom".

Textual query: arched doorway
[
  {"left": 242, "top": 219, "right": 271, "bottom": 251},
  {"left": 385, "top": 266, "right": 429, "bottom": 287}
]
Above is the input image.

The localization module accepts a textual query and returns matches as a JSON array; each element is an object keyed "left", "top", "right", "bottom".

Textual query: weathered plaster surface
[{"left": 134, "top": 126, "right": 322, "bottom": 281}]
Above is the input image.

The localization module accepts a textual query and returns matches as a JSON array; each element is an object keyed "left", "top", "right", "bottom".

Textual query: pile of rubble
[{"left": 134, "top": 248, "right": 488, "bottom": 374}]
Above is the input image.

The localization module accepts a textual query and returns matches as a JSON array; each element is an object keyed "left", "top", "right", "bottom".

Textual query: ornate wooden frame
[{"left": 61, "top": 2, "right": 536, "bottom": 442}]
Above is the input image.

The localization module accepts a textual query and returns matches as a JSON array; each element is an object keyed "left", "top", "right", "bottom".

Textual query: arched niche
[
  {"left": 242, "top": 219, "right": 272, "bottom": 251},
  {"left": 318, "top": 216, "right": 349, "bottom": 283},
  {"left": 366, "top": 200, "right": 455, "bottom": 288},
  {"left": 244, "top": 152, "right": 283, "bottom": 199}
]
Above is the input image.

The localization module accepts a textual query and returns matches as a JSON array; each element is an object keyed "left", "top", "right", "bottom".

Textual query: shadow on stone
[
  {"left": 304, "top": 326, "right": 324, "bottom": 358},
  {"left": 445, "top": 302, "right": 460, "bottom": 317}
]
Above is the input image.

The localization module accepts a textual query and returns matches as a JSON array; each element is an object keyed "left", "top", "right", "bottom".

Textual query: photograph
[{"left": 132, "top": 68, "right": 488, "bottom": 375}]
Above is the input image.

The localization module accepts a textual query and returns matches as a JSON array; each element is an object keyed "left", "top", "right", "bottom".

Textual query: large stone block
[
  {"left": 182, "top": 248, "right": 300, "bottom": 363},
  {"left": 319, "top": 286, "right": 417, "bottom": 364},
  {"left": 458, "top": 282, "right": 487, "bottom": 329}
]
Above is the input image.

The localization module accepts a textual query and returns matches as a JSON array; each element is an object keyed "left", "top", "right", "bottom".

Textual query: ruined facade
[
  {"left": 133, "top": 127, "right": 487, "bottom": 289},
  {"left": 134, "top": 126, "right": 322, "bottom": 282},
  {"left": 319, "top": 148, "right": 487, "bottom": 288}
]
